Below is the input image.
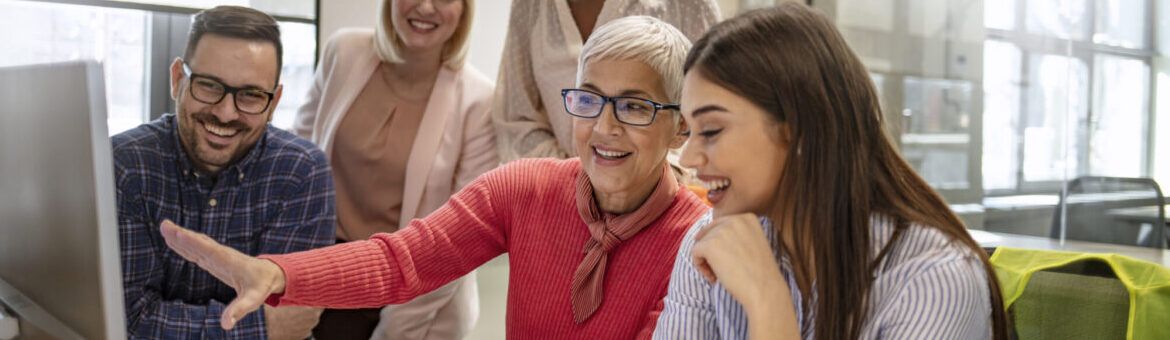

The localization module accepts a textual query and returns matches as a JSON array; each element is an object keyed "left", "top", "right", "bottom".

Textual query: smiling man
[{"left": 110, "top": 6, "right": 335, "bottom": 339}]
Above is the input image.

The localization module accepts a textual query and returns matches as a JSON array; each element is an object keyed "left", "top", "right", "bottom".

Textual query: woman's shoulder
[
  {"left": 326, "top": 28, "right": 374, "bottom": 48},
  {"left": 875, "top": 216, "right": 982, "bottom": 260},
  {"left": 447, "top": 64, "right": 495, "bottom": 105},
  {"left": 869, "top": 215, "right": 989, "bottom": 289},
  {"left": 465, "top": 158, "right": 582, "bottom": 209},
  {"left": 669, "top": 190, "right": 712, "bottom": 227},
  {"left": 452, "top": 64, "right": 492, "bottom": 89},
  {"left": 486, "top": 158, "right": 583, "bottom": 185},
  {"left": 678, "top": 211, "right": 714, "bottom": 246},
  {"left": 321, "top": 28, "right": 376, "bottom": 62},
  {"left": 866, "top": 216, "right": 994, "bottom": 337},
  {"left": 673, "top": 186, "right": 706, "bottom": 216}
]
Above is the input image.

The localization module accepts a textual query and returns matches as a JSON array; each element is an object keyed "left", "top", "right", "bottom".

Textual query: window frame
[{"left": 983, "top": 0, "right": 1157, "bottom": 196}]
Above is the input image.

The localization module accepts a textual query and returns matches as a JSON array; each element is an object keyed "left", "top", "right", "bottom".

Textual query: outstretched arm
[
  {"left": 159, "top": 220, "right": 287, "bottom": 330},
  {"left": 160, "top": 165, "right": 518, "bottom": 330}
]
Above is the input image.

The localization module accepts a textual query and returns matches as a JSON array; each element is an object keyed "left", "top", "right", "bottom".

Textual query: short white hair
[
  {"left": 374, "top": 0, "right": 474, "bottom": 69},
  {"left": 576, "top": 16, "right": 692, "bottom": 104}
]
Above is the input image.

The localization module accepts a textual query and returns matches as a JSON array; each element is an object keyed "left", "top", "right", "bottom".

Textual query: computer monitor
[{"left": 0, "top": 60, "right": 126, "bottom": 339}]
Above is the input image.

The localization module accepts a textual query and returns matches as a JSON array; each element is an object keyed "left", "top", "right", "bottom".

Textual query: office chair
[
  {"left": 1050, "top": 176, "right": 1166, "bottom": 249},
  {"left": 991, "top": 247, "right": 1170, "bottom": 340},
  {"left": 1010, "top": 260, "right": 1129, "bottom": 339}
]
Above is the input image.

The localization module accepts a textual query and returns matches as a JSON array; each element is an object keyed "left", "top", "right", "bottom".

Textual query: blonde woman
[{"left": 292, "top": 0, "right": 495, "bottom": 338}]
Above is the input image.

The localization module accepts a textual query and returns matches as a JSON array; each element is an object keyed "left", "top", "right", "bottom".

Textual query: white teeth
[
  {"left": 409, "top": 19, "right": 437, "bottom": 30},
  {"left": 594, "top": 147, "right": 631, "bottom": 158},
  {"left": 203, "top": 122, "right": 239, "bottom": 138},
  {"left": 702, "top": 178, "right": 731, "bottom": 191}
]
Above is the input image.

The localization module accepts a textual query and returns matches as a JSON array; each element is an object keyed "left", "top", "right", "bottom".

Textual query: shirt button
[
  {"left": 208, "top": 198, "right": 218, "bottom": 207},
  {"left": 238, "top": 173, "right": 244, "bottom": 181}
]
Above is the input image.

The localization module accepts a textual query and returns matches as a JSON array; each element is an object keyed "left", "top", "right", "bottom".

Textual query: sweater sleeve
[{"left": 260, "top": 165, "right": 515, "bottom": 308}]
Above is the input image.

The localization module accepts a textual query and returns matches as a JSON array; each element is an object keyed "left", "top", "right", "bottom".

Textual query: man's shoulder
[
  {"left": 111, "top": 118, "right": 172, "bottom": 165},
  {"left": 259, "top": 126, "right": 329, "bottom": 170}
]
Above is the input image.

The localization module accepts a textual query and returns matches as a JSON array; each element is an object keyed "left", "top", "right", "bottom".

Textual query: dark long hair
[{"left": 683, "top": 3, "right": 1008, "bottom": 339}]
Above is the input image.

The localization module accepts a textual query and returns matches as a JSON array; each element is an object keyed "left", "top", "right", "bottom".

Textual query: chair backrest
[
  {"left": 1010, "top": 261, "right": 1129, "bottom": 339},
  {"left": 990, "top": 247, "right": 1170, "bottom": 340},
  {"left": 1050, "top": 176, "right": 1166, "bottom": 249}
]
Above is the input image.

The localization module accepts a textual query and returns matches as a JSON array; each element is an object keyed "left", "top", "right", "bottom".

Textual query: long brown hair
[{"left": 683, "top": 3, "right": 1008, "bottom": 339}]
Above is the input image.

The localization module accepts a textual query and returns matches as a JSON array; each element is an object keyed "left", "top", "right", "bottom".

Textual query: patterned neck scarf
[{"left": 570, "top": 165, "right": 679, "bottom": 323}]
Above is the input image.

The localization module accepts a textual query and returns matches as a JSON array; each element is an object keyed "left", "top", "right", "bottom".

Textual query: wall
[
  {"left": 465, "top": 0, "right": 510, "bottom": 81},
  {"left": 317, "top": 0, "right": 379, "bottom": 54}
]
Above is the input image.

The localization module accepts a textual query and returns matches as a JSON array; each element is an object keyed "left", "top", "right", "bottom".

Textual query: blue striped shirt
[
  {"left": 654, "top": 212, "right": 992, "bottom": 339},
  {"left": 113, "top": 115, "right": 336, "bottom": 339}
]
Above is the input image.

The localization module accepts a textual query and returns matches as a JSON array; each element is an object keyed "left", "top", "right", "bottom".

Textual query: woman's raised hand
[
  {"left": 691, "top": 213, "right": 800, "bottom": 339},
  {"left": 159, "top": 220, "right": 287, "bottom": 330}
]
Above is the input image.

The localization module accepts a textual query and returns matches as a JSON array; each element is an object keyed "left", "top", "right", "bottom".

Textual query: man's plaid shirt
[{"left": 113, "top": 115, "right": 335, "bottom": 339}]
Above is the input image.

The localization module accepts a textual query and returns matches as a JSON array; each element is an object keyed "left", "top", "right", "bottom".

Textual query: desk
[
  {"left": 972, "top": 230, "right": 1170, "bottom": 267},
  {"left": 1106, "top": 204, "right": 1169, "bottom": 226}
]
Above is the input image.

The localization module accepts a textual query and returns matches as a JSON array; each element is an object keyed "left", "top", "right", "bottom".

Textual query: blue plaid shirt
[{"left": 113, "top": 115, "right": 335, "bottom": 339}]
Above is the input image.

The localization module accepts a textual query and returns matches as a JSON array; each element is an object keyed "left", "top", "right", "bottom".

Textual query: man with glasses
[{"left": 110, "top": 6, "right": 333, "bottom": 339}]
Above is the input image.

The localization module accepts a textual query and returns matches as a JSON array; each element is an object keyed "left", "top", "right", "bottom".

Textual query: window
[
  {"left": 271, "top": 21, "right": 317, "bottom": 130},
  {"left": 0, "top": 0, "right": 150, "bottom": 135},
  {"left": 815, "top": 0, "right": 1162, "bottom": 234},
  {"left": 983, "top": 0, "right": 1154, "bottom": 192},
  {"left": 901, "top": 77, "right": 975, "bottom": 190},
  {"left": 0, "top": 0, "right": 317, "bottom": 135},
  {"left": 815, "top": 0, "right": 1156, "bottom": 194}
]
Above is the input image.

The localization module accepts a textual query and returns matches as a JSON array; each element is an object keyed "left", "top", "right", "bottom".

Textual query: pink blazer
[{"left": 292, "top": 28, "right": 497, "bottom": 340}]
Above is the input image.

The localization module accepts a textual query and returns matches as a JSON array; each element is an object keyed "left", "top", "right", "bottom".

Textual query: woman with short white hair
[
  {"left": 291, "top": 0, "right": 494, "bottom": 338},
  {"left": 492, "top": 0, "right": 720, "bottom": 162},
  {"left": 162, "top": 16, "right": 711, "bottom": 338}
]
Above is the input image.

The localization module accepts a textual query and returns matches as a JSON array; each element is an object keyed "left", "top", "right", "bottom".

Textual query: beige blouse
[
  {"left": 492, "top": 0, "right": 722, "bottom": 162},
  {"left": 331, "top": 63, "right": 426, "bottom": 241}
]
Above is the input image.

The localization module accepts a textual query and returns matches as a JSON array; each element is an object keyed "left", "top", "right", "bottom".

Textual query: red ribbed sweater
[{"left": 263, "top": 158, "right": 709, "bottom": 339}]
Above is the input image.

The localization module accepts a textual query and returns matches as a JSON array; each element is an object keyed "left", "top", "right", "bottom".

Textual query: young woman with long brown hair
[{"left": 654, "top": 3, "right": 1008, "bottom": 339}]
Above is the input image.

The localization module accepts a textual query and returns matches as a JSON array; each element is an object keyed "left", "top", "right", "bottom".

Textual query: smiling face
[
  {"left": 679, "top": 71, "right": 790, "bottom": 218},
  {"left": 390, "top": 0, "right": 463, "bottom": 55},
  {"left": 170, "top": 34, "right": 282, "bottom": 175},
  {"left": 572, "top": 59, "right": 687, "bottom": 212}
]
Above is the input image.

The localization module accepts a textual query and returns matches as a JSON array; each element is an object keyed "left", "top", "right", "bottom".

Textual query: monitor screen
[{"left": 0, "top": 60, "right": 126, "bottom": 339}]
